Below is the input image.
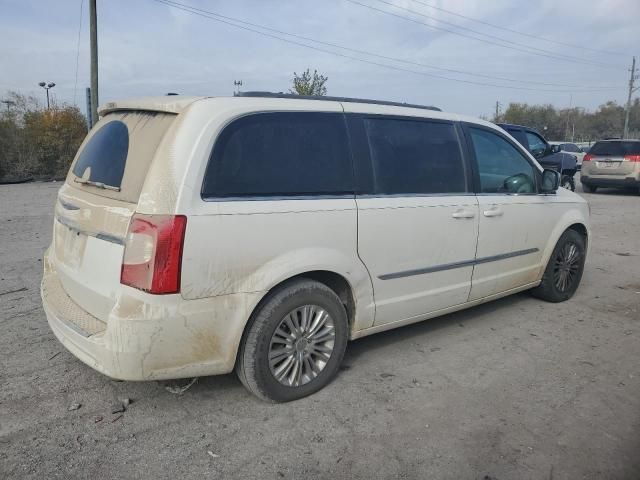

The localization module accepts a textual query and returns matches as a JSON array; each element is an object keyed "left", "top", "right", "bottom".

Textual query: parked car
[
  {"left": 41, "top": 93, "right": 590, "bottom": 402},
  {"left": 496, "top": 123, "right": 578, "bottom": 191},
  {"left": 580, "top": 139, "right": 640, "bottom": 193},
  {"left": 549, "top": 141, "right": 586, "bottom": 169}
]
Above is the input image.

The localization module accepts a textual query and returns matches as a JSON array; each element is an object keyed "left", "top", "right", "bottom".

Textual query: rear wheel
[
  {"left": 236, "top": 279, "right": 348, "bottom": 402},
  {"left": 531, "top": 229, "right": 586, "bottom": 302},
  {"left": 582, "top": 184, "right": 597, "bottom": 193}
]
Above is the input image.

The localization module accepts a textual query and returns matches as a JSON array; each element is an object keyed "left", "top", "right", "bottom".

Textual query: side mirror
[
  {"left": 541, "top": 169, "right": 560, "bottom": 193},
  {"left": 550, "top": 144, "right": 562, "bottom": 154}
]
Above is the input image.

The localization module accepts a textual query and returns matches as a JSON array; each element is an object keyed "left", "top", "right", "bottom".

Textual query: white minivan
[{"left": 42, "top": 93, "right": 590, "bottom": 401}]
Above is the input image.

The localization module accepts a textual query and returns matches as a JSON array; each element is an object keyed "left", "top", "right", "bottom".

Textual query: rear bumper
[
  {"left": 580, "top": 175, "right": 639, "bottom": 189},
  {"left": 41, "top": 249, "right": 263, "bottom": 381}
]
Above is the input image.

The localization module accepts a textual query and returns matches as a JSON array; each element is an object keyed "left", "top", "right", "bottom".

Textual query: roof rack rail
[{"left": 234, "top": 91, "right": 441, "bottom": 112}]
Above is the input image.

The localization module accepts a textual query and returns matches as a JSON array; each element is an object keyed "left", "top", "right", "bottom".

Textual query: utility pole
[
  {"left": 564, "top": 94, "right": 572, "bottom": 140},
  {"left": 89, "top": 0, "right": 99, "bottom": 126},
  {"left": 494, "top": 101, "right": 501, "bottom": 121},
  {"left": 623, "top": 56, "right": 638, "bottom": 139},
  {"left": 85, "top": 87, "right": 93, "bottom": 130}
]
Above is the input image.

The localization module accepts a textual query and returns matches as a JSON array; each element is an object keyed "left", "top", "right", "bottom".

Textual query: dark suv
[{"left": 497, "top": 123, "right": 578, "bottom": 191}]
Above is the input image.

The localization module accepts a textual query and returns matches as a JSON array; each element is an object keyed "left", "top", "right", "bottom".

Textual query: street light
[
  {"left": 1, "top": 99, "right": 15, "bottom": 114},
  {"left": 38, "top": 81, "right": 56, "bottom": 110}
]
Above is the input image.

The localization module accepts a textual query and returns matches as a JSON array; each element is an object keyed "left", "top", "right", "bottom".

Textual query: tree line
[
  {"left": 494, "top": 99, "right": 640, "bottom": 143},
  {"left": 0, "top": 91, "right": 87, "bottom": 182},
  {"left": 1, "top": 71, "right": 638, "bottom": 182}
]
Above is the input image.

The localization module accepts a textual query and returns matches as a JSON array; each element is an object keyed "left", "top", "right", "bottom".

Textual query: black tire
[
  {"left": 531, "top": 229, "right": 586, "bottom": 303},
  {"left": 561, "top": 175, "right": 575, "bottom": 191},
  {"left": 582, "top": 184, "right": 597, "bottom": 193},
  {"left": 236, "top": 279, "right": 348, "bottom": 402}
]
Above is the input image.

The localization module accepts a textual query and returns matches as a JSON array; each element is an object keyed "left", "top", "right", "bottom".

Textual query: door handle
[
  {"left": 452, "top": 209, "right": 476, "bottom": 219},
  {"left": 483, "top": 206, "right": 504, "bottom": 217}
]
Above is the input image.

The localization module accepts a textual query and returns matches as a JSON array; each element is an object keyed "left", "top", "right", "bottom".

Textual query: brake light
[
  {"left": 121, "top": 214, "right": 187, "bottom": 294},
  {"left": 624, "top": 154, "right": 640, "bottom": 162},
  {"left": 583, "top": 153, "right": 593, "bottom": 162}
]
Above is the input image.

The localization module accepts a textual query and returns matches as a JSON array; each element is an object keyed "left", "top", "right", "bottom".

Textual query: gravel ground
[{"left": 1, "top": 180, "right": 638, "bottom": 480}]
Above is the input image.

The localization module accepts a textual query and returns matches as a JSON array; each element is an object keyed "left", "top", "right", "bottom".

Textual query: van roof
[
  {"left": 98, "top": 93, "right": 440, "bottom": 116},
  {"left": 97, "top": 94, "right": 499, "bottom": 132}
]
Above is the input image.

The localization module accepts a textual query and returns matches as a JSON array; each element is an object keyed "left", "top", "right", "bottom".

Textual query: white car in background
[{"left": 549, "top": 141, "right": 587, "bottom": 169}]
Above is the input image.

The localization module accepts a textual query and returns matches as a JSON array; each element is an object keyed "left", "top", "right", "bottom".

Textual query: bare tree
[{"left": 290, "top": 69, "right": 328, "bottom": 96}]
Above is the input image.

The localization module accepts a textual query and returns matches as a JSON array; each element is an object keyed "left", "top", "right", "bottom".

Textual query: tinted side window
[
  {"left": 202, "top": 112, "right": 353, "bottom": 197},
  {"left": 363, "top": 118, "right": 466, "bottom": 195},
  {"left": 469, "top": 127, "right": 537, "bottom": 194},
  {"left": 525, "top": 131, "right": 547, "bottom": 158},
  {"left": 506, "top": 128, "right": 527, "bottom": 146}
]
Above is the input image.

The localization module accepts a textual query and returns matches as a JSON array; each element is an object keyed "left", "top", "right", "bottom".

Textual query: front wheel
[
  {"left": 531, "top": 229, "right": 586, "bottom": 302},
  {"left": 236, "top": 279, "right": 348, "bottom": 402},
  {"left": 561, "top": 175, "right": 575, "bottom": 191}
]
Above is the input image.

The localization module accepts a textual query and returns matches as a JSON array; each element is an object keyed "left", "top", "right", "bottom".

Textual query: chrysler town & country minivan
[{"left": 41, "top": 93, "right": 590, "bottom": 401}]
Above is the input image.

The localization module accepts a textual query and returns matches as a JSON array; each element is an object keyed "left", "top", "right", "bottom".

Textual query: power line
[
  {"left": 154, "top": 0, "right": 619, "bottom": 90},
  {"left": 151, "top": 0, "right": 621, "bottom": 93},
  {"left": 372, "top": 0, "right": 621, "bottom": 66},
  {"left": 73, "top": 0, "right": 84, "bottom": 106},
  {"left": 348, "top": 0, "right": 626, "bottom": 70},
  {"left": 409, "top": 0, "right": 624, "bottom": 57}
]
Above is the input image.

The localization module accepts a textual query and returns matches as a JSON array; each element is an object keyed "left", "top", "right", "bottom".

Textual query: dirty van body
[{"left": 42, "top": 93, "right": 590, "bottom": 402}]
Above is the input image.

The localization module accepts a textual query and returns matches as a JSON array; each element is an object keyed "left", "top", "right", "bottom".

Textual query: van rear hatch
[
  {"left": 52, "top": 111, "right": 176, "bottom": 322},
  {"left": 586, "top": 140, "right": 640, "bottom": 176}
]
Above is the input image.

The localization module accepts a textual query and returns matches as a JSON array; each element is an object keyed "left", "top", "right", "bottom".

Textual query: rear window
[
  {"left": 589, "top": 141, "right": 640, "bottom": 156},
  {"left": 202, "top": 112, "right": 353, "bottom": 198},
  {"left": 69, "top": 111, "right": 175, "bottom": 202}
]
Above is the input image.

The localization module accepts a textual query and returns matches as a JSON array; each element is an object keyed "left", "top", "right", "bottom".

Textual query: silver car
[{"left": 581, "top": 140, "right": 640, "bottom": 193}]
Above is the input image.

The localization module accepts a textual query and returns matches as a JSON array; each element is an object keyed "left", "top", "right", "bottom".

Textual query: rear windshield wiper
[{"left": 74, "top": 178, "right": 121, "bottom": 191}]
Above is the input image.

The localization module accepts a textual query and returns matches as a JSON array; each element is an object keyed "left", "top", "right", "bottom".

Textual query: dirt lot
[{"left": 1, "top": 180, "right": 638, "bottom": 479}]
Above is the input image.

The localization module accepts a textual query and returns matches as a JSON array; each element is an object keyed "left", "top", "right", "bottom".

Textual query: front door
[
  {"left": 464, "top": 125, "right": 557, "bottom": 300},
  {"left": 347, "top": 113, "right": 479, "bottom": 326}
]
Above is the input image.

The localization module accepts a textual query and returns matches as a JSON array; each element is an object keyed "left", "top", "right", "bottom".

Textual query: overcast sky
[{"left": 1, "top": 0, "right": 638, "bottom": 117}]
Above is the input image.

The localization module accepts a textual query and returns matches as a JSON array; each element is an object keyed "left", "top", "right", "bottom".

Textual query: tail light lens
[
  {"left": 121, "top": 214, "right": 187, "bottom": 294},
  {"left": 624, "top": 154, "right": 640, "bottom": 162},
  {"left": 583, "top": 153, "right": 593, "bottom": 162}
]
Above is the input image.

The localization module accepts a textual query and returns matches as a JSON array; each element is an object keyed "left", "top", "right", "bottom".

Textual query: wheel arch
[
  {"left": 538, "top": 209, "right": 590, "bottom": 282},
  {"left": 234, "top": 269, "right": 362, "bottom": 368}
]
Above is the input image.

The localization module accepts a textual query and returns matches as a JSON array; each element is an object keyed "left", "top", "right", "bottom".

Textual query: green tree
[{"left": 290, "top": 69, "right": 328, "bottom": 96}]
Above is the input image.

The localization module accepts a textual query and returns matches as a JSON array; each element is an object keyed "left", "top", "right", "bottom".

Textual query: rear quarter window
[
  {"left": 202, "top": 112, "right": 353, "bottom": 198},
  {"left": 68, "top": 111, "right": 176, "bottom": 203}
]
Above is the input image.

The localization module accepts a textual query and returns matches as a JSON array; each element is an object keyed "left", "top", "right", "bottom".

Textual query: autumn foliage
[{"left": 0, "top": 91, "right": 88, "bottom": 181}]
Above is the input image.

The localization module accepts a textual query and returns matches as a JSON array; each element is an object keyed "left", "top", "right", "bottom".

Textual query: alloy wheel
[
  {"left": 268, "top": 305, "right": 336, "bottom": 387},
  {"left": 553, "top": 242, "right": 581, "bottom": 292}
]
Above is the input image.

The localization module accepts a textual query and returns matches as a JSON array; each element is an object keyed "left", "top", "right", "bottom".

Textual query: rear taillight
[
  {"left": 583, "top": 153, "right": 593, "bottom": 162},
  {"left": 624, "top": 154, "right": 640, "bottom": 162},
  {"left": 121, "top": 214, "right": 187, "bottom": 294}
]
